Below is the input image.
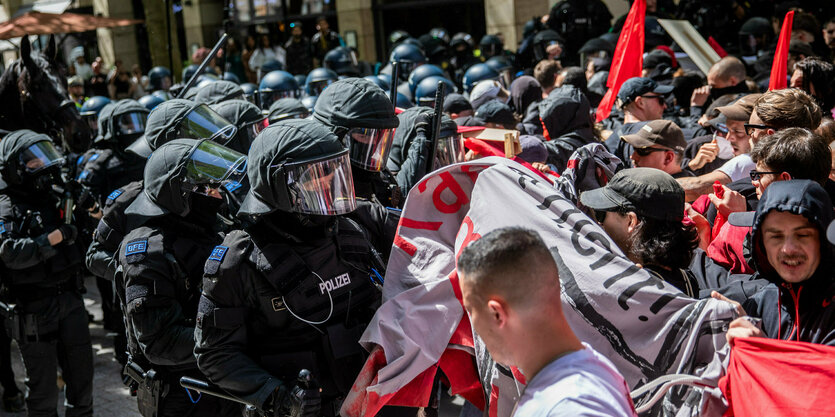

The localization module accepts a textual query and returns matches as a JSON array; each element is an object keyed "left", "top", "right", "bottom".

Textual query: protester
[
  {"left": 603, "top": 77, "right": 673, "bottom": 164},
  {"left": 457, "top": 227, "right": 637, "bottom": 417},
  {"left": 721, "top": 180, "right": 835, "bottom": 345},
  {"left": 581, "top": 168, "right": 701, "bottom": 296},
  {"left": 622, "top": 119, "right": 693, "bottom": 178},
  {"left": 311, "top": 16, "right": 343, "bottom": 67},
  {"left": 533, "top": 59, "right": 561, "bottom": 98},
  {"left": 284, "top": 21, "right": 313, "bottom": 75},
  {"left": 538, "top": 85, "right": 597, "bottom": 172},
  {"left": 474, "top": 100, "right": 517, "bottom": 129}
]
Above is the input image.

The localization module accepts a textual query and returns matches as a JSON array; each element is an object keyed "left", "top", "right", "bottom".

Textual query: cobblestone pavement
[{"left": 0, "top": 277, "right": 140, "bottom": 417}]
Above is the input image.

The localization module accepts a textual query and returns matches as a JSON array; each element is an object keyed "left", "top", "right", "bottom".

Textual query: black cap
[
  {"left": 444, "top": 93, "right": 473, "bottom": 114},
  {"left": 643, "top": 49, "right": 672, "bottom": 70},
  {"left": 579, "top": 168, "right": 684, "bottom": 222},
  {"left": 474, "top": 100, "right": 516, "bottom": 127},
  {"left": 616, "top": 77, "right": 674, "bottom": 104}
]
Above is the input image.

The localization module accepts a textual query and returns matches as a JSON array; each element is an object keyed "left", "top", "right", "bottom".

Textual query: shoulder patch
[
  {"left": 77, "top": 170, "right": 90, "bottom": 180},
  {"left": 0, "top": 220, "right": 5, "bottom": 235},
  {"left": 223, "top": 181, "right": 242, "bottom": 193},
  {"left": 124, "top": 238, "right": 148, "bottom": 263},
  {"left": 76, "top": 155, "right": 85, "bottom": 166},
  {"left": 204, "top": 245, "right": 229, "bottom": 275},
  {"left": 106, "top": 189, "right": 123, "bottom": 203},
  {"left": 89, "top": 153, "right": 100, "bottom": 162}
]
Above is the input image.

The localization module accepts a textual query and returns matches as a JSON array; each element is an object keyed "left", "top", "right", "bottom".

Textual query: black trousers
[
  {"left": 142, "top": 370, "right": 240, "bottom": 417},
  {"left": 18, "top": 291, "right": 94, "bottom": 417},
  {"left": 0, "top": 323, "right": 20, "bottom": 397}
]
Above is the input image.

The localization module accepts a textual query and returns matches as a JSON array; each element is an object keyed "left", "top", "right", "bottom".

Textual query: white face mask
[{"left": 714, "top": 132, "right": 736, "bottom": 160}]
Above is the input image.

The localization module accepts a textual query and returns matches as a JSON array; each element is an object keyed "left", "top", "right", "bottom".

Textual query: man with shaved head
[
  {"left": 457, "top": 227, "right": 636, "bottom": 417},
  {"left": 690, "top": 56, "right": 750, "bottom": 112}
]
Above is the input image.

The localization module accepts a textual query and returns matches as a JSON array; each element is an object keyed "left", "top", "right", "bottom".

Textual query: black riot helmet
[
  {"left": 738, "top": 17, "right": 773, "bottom": 57},
  {"left": 479, "top": 34, "right": 504, "bottom": 59},
  {"left": 125, "top": 138, "right": 246, "bottom": 218},
  {"left": 148, "top": 66, "right": 172, "bottom": 91},
  {"left": 313, "top": 78, "right": 399, "bottom": 172},
  {"left": 429, "top": 27, "right": 451, "bottom": 44},
  {"left": 238, "top": 119, "right": 356, "bottom": 218},
  {"left": 259, "top": 70, "right": 302, "bottom": 110},
  {"left": 389, "top": 43, "right": 427, "bottom": 81},
  {"left": 485, "top": 56, "right": 515, "bottom": 88},
  {"left": 97, "top": 99, "right": 150, "bottom": 151},
  {"left": 0, "top": 129, "right": 65, "bottom": 191},
  {"left": 324, "top": 46, "right": 360, "bottom": 77},
  {"left": 194, "top": 80, "right": 246, "bottom": 104},
  {"left": 210, "top": 100, "right": 268, "bottom": 153},
  {"left": 462, "top": 63, "right": 500, "bottom": 94},
  {"left": 414, "top": 76, "right": 457, "bottom": 108},
  {"left": 267, "top": 98, "right": 310, "bottom": 124},
  {"left": 533, "top": 30, "right": 566, "bottom": 61},
  {"left": 450, "top": 32, "right": 475, "bottom": 53},
  {"left": 239, "top": 82, "right": 258, "bottom": 104},
  {"left": 80, "top": 96, "right": 112, "bottom": 136},
  {"left": 305, "top": 67, "right": 339, "bottom": 97},
  {"left": 407, "top": 64, "right": 445, "bottom": 96},
  {"left": 389, "top": 30, "right": 411, "bottom": 48},
  {"left": 127, "top": 99, "right": 238, "bottom": 158}
]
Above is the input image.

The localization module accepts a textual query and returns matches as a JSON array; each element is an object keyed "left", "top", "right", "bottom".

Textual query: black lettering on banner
[{"left": 508, "top": 167, "right": 540, "bottom": 190}]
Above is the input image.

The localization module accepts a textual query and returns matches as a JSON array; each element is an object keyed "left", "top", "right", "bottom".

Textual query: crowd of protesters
[{"left": 3, "top": 0, "right": 835, "bottom": 415}]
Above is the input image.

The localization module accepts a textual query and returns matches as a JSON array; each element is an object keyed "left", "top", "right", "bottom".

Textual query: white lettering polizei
[{"left": 319, "top": 273, "right": 351, "bottom": 294}]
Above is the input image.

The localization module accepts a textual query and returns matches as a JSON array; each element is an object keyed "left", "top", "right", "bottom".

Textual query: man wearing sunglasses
[
  {"left": 603, "top": 77, "right": 673, "bottom": 165},
  {"left": 622, "top": 119, "right": 693, "bottom": 178}
]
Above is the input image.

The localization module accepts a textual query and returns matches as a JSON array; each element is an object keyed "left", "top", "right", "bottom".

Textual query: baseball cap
[
  {"left": 705, "top": 114, "right": 729, "bottom": 134},
  {"left": 616, "top": 77, "right": 674, "bottom": 104},
  {"left": 580, "top": 167, "right": 685, "bottom": 222},
  {"left": 474, "top": 100, "right": 516, "bottom": 127},
  {"left": 717, "top": 94, "right": 762, "bottom": 121},
  {"left": 621, "top": 119, "right": 686, "bottom": 153},
  {"left": 444, "top": 93, "right": 473, "bottom": 114}
]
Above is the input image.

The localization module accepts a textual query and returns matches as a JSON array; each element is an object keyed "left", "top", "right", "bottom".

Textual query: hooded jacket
[
  {"left": 194, "top": 80, "right": 244, "bottom": 105},
  {"left": 387, "top": 106, "right": 457, "bottom": 194},
  {"left": 538, "top": 85, "right": 596, "bottom": 172},
  {"left": 738, "top": 180, "right": 835, "bottom": 345}
]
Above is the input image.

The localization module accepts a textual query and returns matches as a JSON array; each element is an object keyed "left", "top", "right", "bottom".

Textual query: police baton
[
  {"left": 427, "top": 80, "right": 446, "bottom": 168},
  {"left": 389, "top": 60, "right": 399, "bottom": 111},
  {"left": 179, "top": 376, "right": 261, "bottom": 413},
  {"left": 177, "top": 33, "right": 229, "bottom": 99}
]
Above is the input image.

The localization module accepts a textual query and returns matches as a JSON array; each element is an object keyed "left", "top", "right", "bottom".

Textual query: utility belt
[
  {"left": 124, "top": 354, "right": 208, "bottom": 417},
  {"left": 9, "top": 274, "right": 84, "bottom": 303}
]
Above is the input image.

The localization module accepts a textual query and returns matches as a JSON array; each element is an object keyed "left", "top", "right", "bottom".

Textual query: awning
[{"left": 0, "top": 11, "right": 143, "bottom": 40}]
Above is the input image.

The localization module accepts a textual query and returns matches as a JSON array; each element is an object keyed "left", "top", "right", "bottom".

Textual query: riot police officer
[
  {"left": 313, "top": 78, "right": 403, "bottom": 208},
  {"left": 148, "top": 66, "right": 173, "bottom": 92},
  {"left": 194, "top": 80, "right": 246, "bottom": 105},
  {"left": 80, "top": 95, "right": 112, "bottom": 138},
  {"left": 259, "top": 71, "right": 302, "bottom": 110},
  {"left": 267, "top": 98, "right": 310, "bottom": 124},
  {"left": 305, "top": 68, "right": 339, "bottom": 97},
  {"left": 194, "top": 119, "right": 389, "bottom": 417},
  {"left": 0, "top": 130, "right": 93, "bottom": 417},
  {"left": 117, "top": 138, "right": 245, "bottom": 417},
  {"left": 210, "top": 100, "right": 268, "bottom": 154}
]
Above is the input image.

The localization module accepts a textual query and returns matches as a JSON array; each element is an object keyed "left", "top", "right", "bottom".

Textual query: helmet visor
[
  {"left": 308, "top": 79, "right": 334, "bottom": 96},
  {"left": 116, "top": 112, "right": 148, "bottom": 136},
  {"left": 283, "top": 151, "right": 356, "bottom": 215},
  {"left": 347, "top": 127, "right": 396, "bottom": 172},
  {"left": 260, "top": 89, "right": 299, "bottom": 110},
  {"left": 268, "top": 110, "right": 309, "bottom": 124},
  {"left": 184, "top": 140, "right": 247, "bottom": 193},
  {"left": 433, "top": 133, "right": 465, "bottom": 170},
  {"left": 83, "top": 114, "right": 98, "bottom": 132},
  {"left": 20, "top": 141, "right": 64, "bottom": 174},
  {"left": 176, "top": 104, "right": 238, "bottom": 145},
  {"left": 247, "top": 117, "right": 269, "bottom": 139}
]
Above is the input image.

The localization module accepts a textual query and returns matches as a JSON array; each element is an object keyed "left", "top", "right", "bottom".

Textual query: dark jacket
[
  {"left": 538, "top": 85, "right": 597, "bottom": 172},
  {"left": 387, "top": 106, "right": 457, "bottom": 195},
  {"left": 739, "top": 180, "right": 835, "bottom": 345}
]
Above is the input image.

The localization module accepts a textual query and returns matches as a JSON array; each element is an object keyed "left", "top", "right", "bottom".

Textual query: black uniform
[
  {"left": 0, "top": 130, "right": 93, "bottom": 417},
  {"left": 116, "top": 139, "right": 244, "bottom": 417},
  {"left": 196, "top": 119, "right": 385, "bottom": 417},
  {"left": 546, "top": 0, "right": 613, "bottom": 66},
  {"left": 387, "top": 107, "right": 458, "bottom": 195}
]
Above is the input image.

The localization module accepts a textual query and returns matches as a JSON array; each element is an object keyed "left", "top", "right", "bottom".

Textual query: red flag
[
  {"left": 707, "top": 36, "right": 728, "bottom": 58},
  {"left": 768, "top": 10, "right": 794, "bottom": 90},
  {"left": 595, "top": 0, "right": 646, "bottom": 122}
]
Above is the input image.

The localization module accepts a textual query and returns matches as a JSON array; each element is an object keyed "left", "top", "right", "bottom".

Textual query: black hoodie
[
  {"left": 537, "top": 85, "right": 596, "bottom": 172},
  {"left": 738, "top": 180, "right": 835, "bottom": 345}
]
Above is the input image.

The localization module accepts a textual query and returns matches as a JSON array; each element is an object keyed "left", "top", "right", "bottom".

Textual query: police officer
[
  {"left": 267, "top": 98, "right": 310, "bottom": 124},
  {"left": 195, "top": 119, "right": 388, "bottom": 417},
  {"left": 313, "top": 78, "right": 403, "bottom": 208},
  {"left": 305, "top": 68, "right": 339, "bottom": 97},
  {"left": 80, "top": 95, "right": 112, "bottom": 138},
  {"left": 259, "top": 71, "right": 302, "bottom": 110},
  {"left": 546, "top": 0, "right": 612, "bottom": 66},
  {"left": 117, "top": 138, "right": 245, "bottom": 417},
  {"left": 148, "top": 66, "right": 173, "bottom": 92},
  {"left": 210, "top": 100, "right": 268, "bottom": 154},
  {"left": 0, "top": 130, "right": 93, "bottom": 417},
  {"left": 193, "top": 80, "right": 246, "bottom": 105}
]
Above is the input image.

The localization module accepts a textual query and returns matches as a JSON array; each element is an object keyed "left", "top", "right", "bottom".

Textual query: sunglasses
[
  {"left": 640, "top": 95, "right": 666, "bottom": 104},
  {"left": 749, "top": 170, "right": 782, "bottom": 181},
  {"left": 594, "top": 209, "right": 608, "bottom": 224},
  {"left": 743, "top": 123, "right": 775, "bottom": 136},
  {"left": 633, "top": 147, "right": 669, "bottom": 157}
]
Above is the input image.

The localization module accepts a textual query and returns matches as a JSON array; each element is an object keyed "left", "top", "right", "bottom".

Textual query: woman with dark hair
[
  {"left": 791, "top": 56, "right": 835, "bottom": 117},
  {"left": 248, "top": 34, "right": 286, "bottom": 78},
  {"left": 241, "top": 35, "right": 257, "bottom": 83}
]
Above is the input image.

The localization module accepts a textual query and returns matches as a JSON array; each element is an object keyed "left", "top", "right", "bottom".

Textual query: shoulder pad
[{"left": 204, "top": 230, "right": 251, "bottom": 277}]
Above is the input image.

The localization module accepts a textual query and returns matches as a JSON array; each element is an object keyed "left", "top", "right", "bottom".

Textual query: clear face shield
[
  {"left": 174, "top": 104, "right": 238, "bottom": 145},
  {"left": 498, "top": 69, "right": 513, "bottom": 89},
  {"left": 260, "top": 89, "right": 300, "bottom": 110},
  {"left": 433, "top": 133, "right": 466, "bottom": 170},
  {"left": 82, "top": 114, "right": 98, "bottom": 133},
  {"left": 308, "top": 79, "right": 334, "bottom": 97},
  {"left": 19, "top": 140, "right": 64, "bottom": 174},
  {"left": 115, "top": 112, "right": 148, "bottom": 136},
  {"left": 346, "top": 127, "right": 396, "bottom": 172},
  {"left": 182, "top": 140, "right": 247, "bottom": 198},
  {"left": 280, "top": 151, "right": 356, "bottom": 215}
]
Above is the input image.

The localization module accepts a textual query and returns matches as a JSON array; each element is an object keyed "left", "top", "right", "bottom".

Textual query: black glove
[
  {"left": 58, "top": 224, "right": 78, "bottom": 246},
  {"left": 414, "top": 112, "right": 433, "bottom": 133},
  {"left": 271, "top": 370, "right": 321, "bottom": 417}
]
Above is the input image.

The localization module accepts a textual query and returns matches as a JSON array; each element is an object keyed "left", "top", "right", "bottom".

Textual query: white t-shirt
[
  {"left": 717, "top": 154, "right": 755, "bottom": 182},
  {"left": 513, "top": 343, "right": 637, "bottom": 417}
]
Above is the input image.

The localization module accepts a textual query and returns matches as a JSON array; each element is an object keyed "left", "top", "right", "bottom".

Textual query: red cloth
[
  {"left": 595, "top": 0, "right": 645, "bottom": 122},
  {"left": 707, "top": 222, "right": 754, "bottom": 274},
  {"left": 711, "top": 182, "right": 727, "bottom": 241},
  {"left": 769, "top": 11, "right": 794, "bottom": 91},
  {"left": 708, "top": 36, "right": 728, "bottom": 58},
  {"left": 719, "top": 337, "right": 835, "bottom": 417}
]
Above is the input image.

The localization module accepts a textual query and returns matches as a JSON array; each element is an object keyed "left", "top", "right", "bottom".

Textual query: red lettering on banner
[
  {"left": 421, "top": 172, "right": 469, "bottom": 214},
  {"left": 399, "top": 217, "right": 443, "bottom": 231},
  {"left": 456, "top": 217, "right": 481, "bottom": 260},
  {"left": 393, "top": 234, "right": 417, "bottom": 257},
  {"left": 461, "top": 164, "right": 488, "bottom": 184}
]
